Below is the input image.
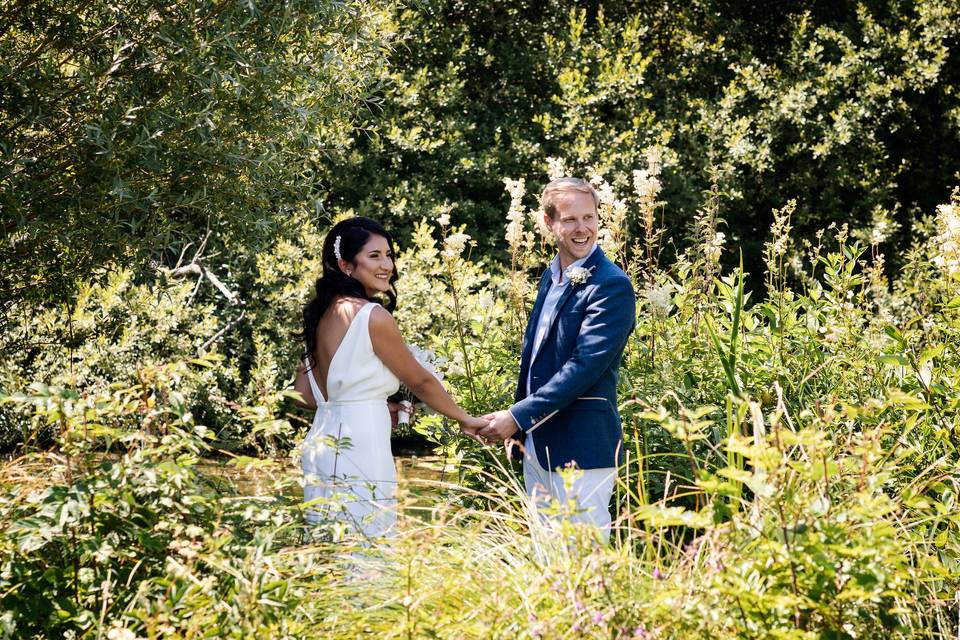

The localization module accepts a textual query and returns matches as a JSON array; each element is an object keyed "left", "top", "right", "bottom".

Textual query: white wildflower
[
  {"left": 165, "top": 555, "right": 192, "bottom": 579},
  {"left": 645, "top": 146, "right": 663, "bottom": 176},
  {"left": 632, "top": 169, "right": 661, "bottom": 203},
  {"left": 504, "top": 177, "right": 525, "bottom": 201},
  {"left": 704, "top": 231, "right": 725, "bottom": 263},
  {"left": 788, "top": 254, "right": 804, "bottom": 275},
  {"left": 597, "top": 227, "right": 617, "bottom": 255},
  {"left": 407, "top": 344, "right": 444, "bottom": 381},
  {"left": 533, "top": 206, "right": 553, "bottom": 240},
  {"left": 478, "top": 290, "right": 494, "bottom": 310},
  {"left": 821, "top": 325, "right": 845, "bottom": 343},
  {"left": 869, "top": 219, "right": 891, "bottom": 245},
  {"left": 94, "top": 541, "right": 115, "bottom": 563},
  {"left": 771, "top": 235, "right": 788, "bottom": 257},
  {"left": 0, "top": 612, "right": 16, "bottom": 638},
  {"left": 854, "top": 207, "right": 899, "bottom": 246},
  {"left": 442, "top": 232, "right": 471, "bottom": 259},
  {"left": 107, "top": 624, "right": 139, "bottom": 640},
  {"left": 437, "top": 213, "right": 451, "bottom": 227},
  {"left": 509, "top": 275, "right": 533, "bottom": 298},
  {"left": 645, "top": 284, "right": 673, "bottom": 317},
  {"left": 168, "top": 538, "right": 200, "bottom": 560},
  {"left": 445, "top": 358, "right": 466, "bottom": 377},
  {"left": 503, "top": 177, "right": 528, "bottom": 251},
  {"left": 765, "top": 200, "right": 795, "bottom": 267},
  {"left": 590, "top": 175, "right": 617, "bottom": 207},
  {"left": 546, "top": 157, "right": 569, "bottom": 181},
  {"left": 932, "top": 202, "right": 960, "bottom": 277}
]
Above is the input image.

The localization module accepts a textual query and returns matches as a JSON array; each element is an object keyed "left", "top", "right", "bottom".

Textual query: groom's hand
[
  {"left": 479, "top": 410, "right": 518, "bottom": 442},
  {"left": 458, "top": 416, "right": 488, "bottom": 443}
]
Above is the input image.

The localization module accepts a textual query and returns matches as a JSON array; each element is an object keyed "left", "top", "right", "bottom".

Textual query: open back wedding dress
[{"left": 300, "top": 302, "right": 400, "bottom": 538}]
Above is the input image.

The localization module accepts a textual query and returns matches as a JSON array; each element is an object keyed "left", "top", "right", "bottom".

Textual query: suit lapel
[
  {"left": 517, "top": 269, "right": 552, "bottom": 397},
  {"left": 525, "top": 270, "right": 552, "bottom": 346},
  {"left": 531, "top": 248, "right": 607, "bottom": 368}
]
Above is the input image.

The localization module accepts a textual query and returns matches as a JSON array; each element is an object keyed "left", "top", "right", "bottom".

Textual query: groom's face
[{"left": 544, "top": 190, "right": 598, "bottom": 269}]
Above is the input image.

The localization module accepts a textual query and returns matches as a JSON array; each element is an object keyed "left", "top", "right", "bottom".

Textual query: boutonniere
[{"left": 565, "top": 265, "right": 594, "bottom": 285}]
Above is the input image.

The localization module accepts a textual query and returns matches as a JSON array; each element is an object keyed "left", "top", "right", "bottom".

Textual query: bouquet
[{"left": 394, "top": 344, "right": 445, "bottom": 424}]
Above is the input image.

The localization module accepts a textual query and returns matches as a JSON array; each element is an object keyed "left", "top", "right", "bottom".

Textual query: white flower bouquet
[{"left": 395, "top": 344, "right": 445, "bottom": 424}]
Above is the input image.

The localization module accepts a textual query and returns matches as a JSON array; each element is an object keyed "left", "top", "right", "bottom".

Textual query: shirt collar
[{"left": 549, "top": 243, "right": 598, "bottom": 284}]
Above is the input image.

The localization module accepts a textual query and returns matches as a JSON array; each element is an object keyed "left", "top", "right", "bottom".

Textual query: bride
[{"left": 294, "top": 216, "right": 486, "bottom": 539}]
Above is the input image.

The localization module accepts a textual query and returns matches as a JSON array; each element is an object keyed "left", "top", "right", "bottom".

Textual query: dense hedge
[
  {"left": 0, "top": 0, "right": 394, "bottom": 330},
  {"left": 320, "top": 0, "right": 960, "bottom": 281}
]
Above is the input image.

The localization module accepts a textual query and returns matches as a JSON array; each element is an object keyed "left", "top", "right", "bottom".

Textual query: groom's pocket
[
  {"left": 568, "top": 397, "right": 612, "bottom": 412},
  {"left": 558, "top": 397, "right": 616, "bottom": 432},
  {"left": 548, "top": 398, "right": 621, "bottom": 467}
]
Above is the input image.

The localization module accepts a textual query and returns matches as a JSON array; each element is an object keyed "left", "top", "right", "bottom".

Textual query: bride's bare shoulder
[
  {"left": 328, "top": 296, "right": 366, "bottom": 319},
  {"left": 368, "top": 304, "right": 400, "bottom": 334}
]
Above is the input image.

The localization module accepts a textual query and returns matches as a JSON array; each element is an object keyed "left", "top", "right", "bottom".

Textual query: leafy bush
[
  {"left": 0, "top": 0, "right": 395, "bottom": 330},
  {"left": 320, "top": 1, "right": 960, "bottom": 282}
]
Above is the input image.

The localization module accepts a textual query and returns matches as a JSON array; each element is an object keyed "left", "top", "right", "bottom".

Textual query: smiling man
[{"left": 480, "top": 177, "right": 636, "bottom": 539}]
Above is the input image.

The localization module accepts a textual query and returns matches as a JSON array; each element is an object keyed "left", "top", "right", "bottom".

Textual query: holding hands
[
  {"left": 455, "top": 409, "right": 518, "bottom": 446},
  {"left": 458, "top": 414, "right": 489, "bottom": 442},
  {"left": 478, "top": 410, "right": 518, "bottom": 442}
]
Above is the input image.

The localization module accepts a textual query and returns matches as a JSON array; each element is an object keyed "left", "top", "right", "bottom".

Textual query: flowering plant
[
  {"left": 407, "top": 344, "right": 445, "bottom": 382},
  {"left": 393, "top": 344, "right": 445, "bottom": 424},
  {"left": 565, "top": 265, "right": 593, "bottom": 285}
]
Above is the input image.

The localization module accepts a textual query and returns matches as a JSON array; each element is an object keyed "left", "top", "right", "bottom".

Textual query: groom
[{"left": 480, "top": 177, "right": 636, "bottom": 534}]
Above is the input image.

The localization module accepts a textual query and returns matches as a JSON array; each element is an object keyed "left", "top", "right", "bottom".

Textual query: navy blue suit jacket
[{"left": 510, "top": 247, "right": 636, "bottom": 470}]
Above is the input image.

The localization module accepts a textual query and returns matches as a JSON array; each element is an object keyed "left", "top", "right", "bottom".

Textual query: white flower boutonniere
[{"left": 565, "top": 265, "right": 594, "bottom": 285}]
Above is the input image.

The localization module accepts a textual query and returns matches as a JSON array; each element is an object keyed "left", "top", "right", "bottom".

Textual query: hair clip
[{"left": 333, "top": 235, "right": 342, "bottom": 261}]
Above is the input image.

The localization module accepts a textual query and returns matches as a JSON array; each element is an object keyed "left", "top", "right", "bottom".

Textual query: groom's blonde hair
[{"left": 540, "top": 177, "right": 600, "bottom": 220}]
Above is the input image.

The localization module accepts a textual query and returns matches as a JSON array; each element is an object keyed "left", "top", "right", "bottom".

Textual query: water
[{"left": 197, "top": 451, "right": 450, "bottom": 506}]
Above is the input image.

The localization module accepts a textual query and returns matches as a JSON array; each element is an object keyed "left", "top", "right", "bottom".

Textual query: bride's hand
[{"left": 458, "top": 415, "right": 489, "bottom": 441}]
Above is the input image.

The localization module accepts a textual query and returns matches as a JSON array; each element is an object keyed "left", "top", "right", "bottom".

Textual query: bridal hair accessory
[
  {"left": 333, "top": 235, "right": 342, "bottom": 261},
  {"left": 565, "top": 265, "right": 594, "bottom": 285}
]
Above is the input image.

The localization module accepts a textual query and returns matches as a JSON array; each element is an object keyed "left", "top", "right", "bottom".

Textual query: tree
[
  {"left": 0, "top": 0, "right": 394, "bottom": 332},
  {"left": 318, "top": 0, "right": 960, "bottom": 282}
]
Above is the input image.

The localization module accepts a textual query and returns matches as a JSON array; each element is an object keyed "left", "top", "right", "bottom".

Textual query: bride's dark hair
[{"left": 299, "top": 217, "right": 398, "bottom": 368}]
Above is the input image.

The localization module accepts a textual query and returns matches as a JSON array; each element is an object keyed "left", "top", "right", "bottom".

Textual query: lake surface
[{"left": 197, "top": 445, "right": 452, "bottom": 516}]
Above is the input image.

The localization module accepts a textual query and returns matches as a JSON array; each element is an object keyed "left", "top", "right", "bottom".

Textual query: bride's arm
[
  {"left": 292, "top": 361, "right": 318, "bottom": 410},
  {"left": 369, "top": 306, "right": 486, "bottom": 432}
]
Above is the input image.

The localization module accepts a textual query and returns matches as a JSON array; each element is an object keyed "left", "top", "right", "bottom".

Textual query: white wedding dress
[{"left": 300, "top": 302, "right": 400, "bottom": 538}]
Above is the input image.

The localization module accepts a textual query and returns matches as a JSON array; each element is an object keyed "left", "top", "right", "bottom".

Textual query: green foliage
[
  {"left": 0, "top": 361, "right": 321, "bottom": 639},
  {"left": 0, "top": 219, "right": 326, "bottom": 453},
  {"left": 321, "top": 0, "right": 960, "bottom": 282},
  {"left": 2, "top": 2, "right": 960, "bottom": 637},
  {"left": 0, "top": 0, "right": 394, "bottom": 329},
  {"left": 0, "top": 269, "right": 218, "bottom": 448}
]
